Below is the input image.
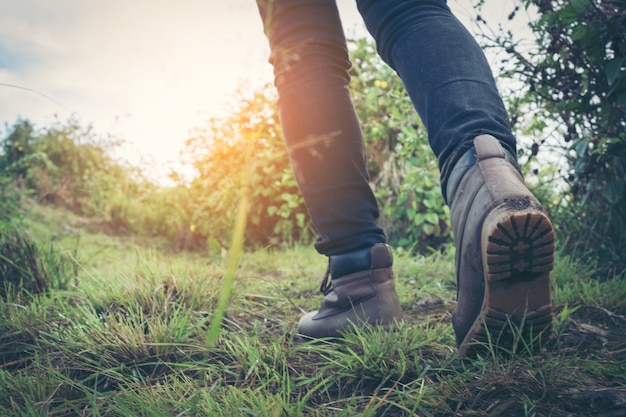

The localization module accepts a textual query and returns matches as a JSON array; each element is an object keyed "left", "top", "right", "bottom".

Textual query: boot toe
[{"left": 296, "top": 244, "right": 402, "bottom": 340}]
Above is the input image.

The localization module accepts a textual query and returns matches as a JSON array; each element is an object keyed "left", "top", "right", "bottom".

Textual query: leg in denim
[
  {"left": 356, "top": 0, "right": 517, "bottom": 201},
  {"left": 257, "top": 0, "right": 385, "bottom": 256}
]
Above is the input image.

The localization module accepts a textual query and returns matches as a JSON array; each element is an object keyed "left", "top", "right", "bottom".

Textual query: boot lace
[{"left": 319, "top": 261, "right": 333, "bottom": 295}]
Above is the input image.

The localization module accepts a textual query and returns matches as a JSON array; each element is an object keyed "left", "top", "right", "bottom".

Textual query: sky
[{"left": 0, "top": 0, "right": 530, "bottom": 181}]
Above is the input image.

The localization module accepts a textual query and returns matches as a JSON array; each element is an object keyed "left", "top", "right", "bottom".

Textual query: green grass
[{"left": 1, "top": 205, "right": 626, "bottom": 416}]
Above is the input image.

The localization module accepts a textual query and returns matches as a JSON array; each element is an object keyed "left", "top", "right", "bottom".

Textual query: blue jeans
[{"left": 257, "top": 0, "right": 516, "bottom": 256}]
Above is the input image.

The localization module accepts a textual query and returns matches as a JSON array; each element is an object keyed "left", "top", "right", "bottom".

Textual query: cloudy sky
[{"left": 0, "top": 0, "right": 527, "bottom": 180}]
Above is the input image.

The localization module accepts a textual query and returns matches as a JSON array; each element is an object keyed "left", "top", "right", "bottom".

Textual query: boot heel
[
  {"left": 461, "top": 205, "right": 556, "bottom": 356},
  {"left": 450, "top": 135, "right": 557, "bottom": 357}
]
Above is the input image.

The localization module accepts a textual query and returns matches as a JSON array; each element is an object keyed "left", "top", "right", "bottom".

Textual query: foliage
[
  {"left": 349, "top": 38, "right": 451, "bottom": 251},
  {"left": 0, "top": 176, "right": 25, "bottom": 229},
  {"left": 1, "top": 38, "right": 452, "bottom": 254},
  {"left": 182, "top": 87, "right": 311, "bottom": 249},
  {"left": 0, "top": 119, "right": 39, "bottom": 178},
  {"left": 0, "top": 120, "right": 37, "bottom": 230},
  {"left": 181, "top": 40, "right": 451, "bottom": 253},
  {"left": 0, "top": 118, "right": 245, "bottom": 250},
  {"left": 0, "top": 118, "right": 171, "bottom": 238},
  {"left": 476, "top": 0, "right": 626, "bottom": 273}
]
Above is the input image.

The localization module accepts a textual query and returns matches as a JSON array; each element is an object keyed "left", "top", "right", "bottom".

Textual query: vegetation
[
  {"left": 1, "top": 1, "right": 626, "bottom": 414},
  {"left": 180, "top": 38, "right": 450, "bottom": 254},
  {"left": 475, "top": 0, "right": 626, "bottom": 274},
  {"left": 0, "top": 37, "right": 449, "bottom": 254},
  {"left": 348, "top": 39, "right": 451, "bottom": 252},
  {"left": 0, "top": 226, "right": 76, "bottom": 298},
  {"left": 182, "top": 88, "right": 310, "bottom": 250},
  {"left": 0, "top": 205, "right": 625, "bottom": 416}
]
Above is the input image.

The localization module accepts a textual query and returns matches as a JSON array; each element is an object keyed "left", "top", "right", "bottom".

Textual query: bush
[
  {"left": 182, "top": 87, "right": 311, "bottom": 249},
  {"left": 1, "top": 39, "right": 455, "bottom": 254},
  {"left": 0, "top": 118, "right": 160, "bottom": 236},
  {"left": 348, "top": 38, "right": 451, "bottom": 252},
  {"left": 0, "top": 176, "right": 25, "bottom": 229},
  {"left": 181, "top": 41, "right": 452, "bottom": 253},
  {"left": 476, "top": 0, "right": 626, "bottom": 273}
]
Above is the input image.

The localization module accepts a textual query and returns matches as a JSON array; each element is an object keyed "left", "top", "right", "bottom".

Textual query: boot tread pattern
[
  {"left": 460, "top": 210, "right": 555, "bottom": 357},
  {"left": 486, "top": 212, "right": 555, "bottom": 280}
]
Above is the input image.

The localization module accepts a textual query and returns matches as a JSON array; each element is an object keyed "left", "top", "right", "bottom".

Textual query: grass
[{"left": 1, "top": 205, "right": 626, "bottom": 416}]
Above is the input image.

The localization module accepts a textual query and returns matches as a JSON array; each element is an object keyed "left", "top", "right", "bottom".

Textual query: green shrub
[
  {"left": 0, "top": 120, "right": 35, "bottom": 229},
  {"left": 0, "top": 177, "right": 25, "bottom": 230},
  {"left": 476, "top": 0, "right": 626, "bottom": 273},
  {"left": 349, "top": 38, "right": 452, "bottom": 251},
  {"left": 0, "top": 119, "right": 38, "bottom": 177},
  {"left": 182, "top": 87, "right": 310, "bottom": 249},
  {"left": 179, "top": 39, "right": 452, "bottom": 253},
  {"left": 0, "top": 40, "right": 455, "bottom": 254},
  {"left": 0, "top": 118, "right": 159, "bottom": 236}
]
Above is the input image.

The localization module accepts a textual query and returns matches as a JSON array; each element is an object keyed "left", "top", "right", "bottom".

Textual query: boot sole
[{"left": 459, "top": 202, "right": 555, "bottom": 357}]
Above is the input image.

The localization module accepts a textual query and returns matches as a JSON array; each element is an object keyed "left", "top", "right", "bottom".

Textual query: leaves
[
  {"left": 479, "top": 0, "right": 626, "bottom": 272},
  {"left": 347, "top": 38, "right": 451, "bottom": 253},
  {"left": 605, "top": 57, "right": 625, "bottom": 87},
  {"left": 182, "top": 86, "right": 309, "bottom": 248}
]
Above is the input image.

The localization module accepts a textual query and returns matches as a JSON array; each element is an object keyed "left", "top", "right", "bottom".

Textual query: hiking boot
[
  {"left": 449, "top": 135, "right": 555, "bottom": 357},
  {"left": 297, "top": 243, "right": 403, "bottom": 339}
]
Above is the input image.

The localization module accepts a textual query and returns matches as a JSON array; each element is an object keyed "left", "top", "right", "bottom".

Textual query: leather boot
[
  {"left": 297, "top": 243, "right": 403, "bottom": 339},
  {"left": 449, "top": 135, "right": 555, "bottom": 357}
]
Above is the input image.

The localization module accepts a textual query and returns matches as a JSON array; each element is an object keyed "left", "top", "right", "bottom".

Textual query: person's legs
[
  {"left": 357, "top": 0, "right": 555, "bottom": 356},
  {"left": 356, "top": 0, "right": 515, "bottom": 201},
  {"left": 257, "top": 0, "right": 384, "bottom": 256},
  {"left": 256, "top": 0, "right": 402, "bottom": 338}
]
